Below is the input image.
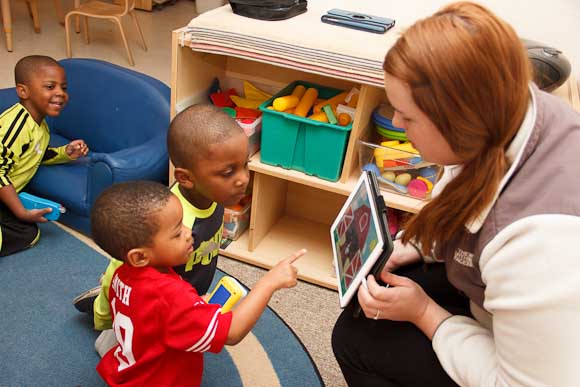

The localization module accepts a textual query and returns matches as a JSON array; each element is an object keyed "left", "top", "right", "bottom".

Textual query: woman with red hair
[{"left": 332, "top": 2, "right": 580, "bottom": 386}]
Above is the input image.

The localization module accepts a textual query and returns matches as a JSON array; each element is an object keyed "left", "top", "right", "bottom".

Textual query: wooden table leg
[{"left": 1, "top": 0, "right": 12, "bottom": 51}]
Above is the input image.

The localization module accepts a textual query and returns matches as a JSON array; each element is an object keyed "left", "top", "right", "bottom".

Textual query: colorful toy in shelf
[
  {"left": 394, "top": 172, "right": 412, "bottom": 186},
  {"left": 294, "top": 87, "right": 318, "bottom": 117},
  {"left": 222, "top": 107, "right": 236, "bottom": 117},
  {"left": 313, "top": 91, "right": 348, "bottom": 114},
  {"left": 322, "top": 104, "right": 338, "bottom": 124},
  {"left": 372, "top": 104, "right": 407, "bottom": 141},
  {"left": 362, "top": 163, "right": 408, "bottom": 194},
  {"left": 307, "top": 111, "right": 329, "bottom": 122},
  {"left": 230, "top": 80, "right": 273, "bottom": 109},
  {"left": 235, "top": 106, "right": 261, "bottom": 120},
  {"left": 373, "top": 140, "right": 420, "bottom": 169},
  {"left": 337, "top": 104, "right": 356, "bottom": 121},
  {"left": 417, "top": 176, "right": 434, "bottom": 193},
  {"left": 407, "top": 178, "right": 428, "bottom": 199},
  {"left": 291, "top": 84, "right": 306, "bottom": 99},
  {"left": 210, "top": 88, "right": 238, "bottom": 108},
  {"left": 272, "top": 84, "right": 308, "bottom": 111},
  {"left": 419, "top": 166, "right": 438, "bottom": 183},
  {"left": 345, "top": 87, "right": 360, "bottom": 108},
  {"left": 273, "top": 95, "right": 299, "bottom": 111},
  {"left": 223, "top": 194, "right": 252, "bottom": 240},
  {"left": 259, "top": 80, "right": 354, "bottom": 181},
  {"left": 358, "top": 139, "right": 440, "bottom": 200},
  {"left": 381, "top": 171, "right": 396, "bottom": 181},
  {"left": 337, "top": 113, "right": 351, "bottom": 126}
]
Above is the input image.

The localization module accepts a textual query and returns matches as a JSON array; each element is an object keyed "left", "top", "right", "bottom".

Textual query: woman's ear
[
  {"left": 174, "top": 167, "right": 195, "bottom": 189},
  {"left": 126, "top": 248, "right": 149, "bottom": 268},
  {"left": 15, "top": 83, "right": 29, "bottom": 100}
]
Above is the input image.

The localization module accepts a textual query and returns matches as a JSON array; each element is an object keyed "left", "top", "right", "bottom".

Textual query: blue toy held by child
[{"left": 18, "top": 192, "right": 65, "bottom": 221}]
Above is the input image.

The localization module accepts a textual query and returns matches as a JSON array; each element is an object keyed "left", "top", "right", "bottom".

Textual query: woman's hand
[
  {"left": 381, "top": 239, "right": 422, "bottom": 275},
  {"left": 66, "top": 139, "right": 89, "bottom": 159},
  {"left": 358, "top": 273, "right": 430, "bottom": 324},
  {"left": 358, "top": 273, "right": 451, "bottom": 339}
]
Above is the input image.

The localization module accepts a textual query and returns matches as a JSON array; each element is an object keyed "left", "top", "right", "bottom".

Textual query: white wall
[{"left": 329, "top": 0, "right": 580, "bottom": 79}]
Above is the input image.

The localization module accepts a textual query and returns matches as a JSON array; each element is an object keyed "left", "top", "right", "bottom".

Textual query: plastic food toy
[{"left": 362, "top": 163, "right": 408, "bottom": 194}]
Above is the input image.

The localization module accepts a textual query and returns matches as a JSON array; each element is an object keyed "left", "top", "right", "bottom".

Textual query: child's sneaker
[{"left": 73, "top": 286, "right": 100, "bottom": 314}]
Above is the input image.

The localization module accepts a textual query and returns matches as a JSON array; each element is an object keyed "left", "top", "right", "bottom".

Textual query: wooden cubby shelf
[
  {"left": 171, "top": 27, "right": 579, "bottom": 290},
  {"left": 171, "top": 27, "right": 429, "bottom": 290}
]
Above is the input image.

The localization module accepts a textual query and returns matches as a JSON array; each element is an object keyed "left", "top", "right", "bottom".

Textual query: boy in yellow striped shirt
[{"left": 0, "top": 55, "right": 88, "bottom": 256}]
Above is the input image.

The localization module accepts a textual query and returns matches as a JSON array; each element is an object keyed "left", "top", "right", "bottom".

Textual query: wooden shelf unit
[
  {"left": 171, "top": 28, "right": 579, "bottom": 290},
  {"left": 171, "top": 28, "right": 427, "bottom": 289}
]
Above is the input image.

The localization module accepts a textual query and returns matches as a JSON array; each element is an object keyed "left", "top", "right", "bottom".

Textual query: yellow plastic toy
[
  {"left": 291, "top": 84, "right": 306, "bottom": 99},
  {"left": 273, "top": 95, "right": 299, "bottom": 111},
  {"left": 230, "top": 81, "right": 273, "bottom": 109},
  {"left": 294, "top": 87, "right": 319, "bottom": 117},
  {"left": 307, "top": 111, "right": 329, "bottom": 122},
  {"left": 207, "top": 276, "right": 247, "bottom": 313},
  {"left": 373, "top": 141, "right": 419, "bottom": 168}
]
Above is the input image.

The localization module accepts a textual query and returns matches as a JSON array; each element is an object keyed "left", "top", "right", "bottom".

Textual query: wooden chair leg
[
  {"left": 53, "top": 0, "right": 64, "bottom": 26},
  {"left": 1, "top": 0, "right": 13, "bottom": 51},
  {"left": 64, "top": 13, "right": 73, "bottom": 58},
  {"left": 113, "top": 17, "right": 134, "bottom": 66},
  {"left": 129, "top": 11, "right": 147, "bottom": 51},
  {"left": 83, "top": 16, "right": 89, "bottom": 44},
  {"left": 74, "top": 0, "right": 80, "bottom": 33},
  {"left": 27, "top": 0, "right": 41, "bottom": 33}
]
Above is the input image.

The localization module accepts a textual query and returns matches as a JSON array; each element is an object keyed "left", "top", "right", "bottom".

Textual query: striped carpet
[{"left": 0, "top": 222, "right": 322, "bottom": 387}]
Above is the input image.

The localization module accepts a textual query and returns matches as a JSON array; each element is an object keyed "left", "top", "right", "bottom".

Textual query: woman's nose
[{"left": 392, "top": 112, "right": 404, "bottom": 130}]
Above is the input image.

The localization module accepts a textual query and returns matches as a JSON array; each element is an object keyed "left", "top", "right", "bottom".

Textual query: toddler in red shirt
[{"left": 92, "top": 181, "right": 305, "bottom": 386}]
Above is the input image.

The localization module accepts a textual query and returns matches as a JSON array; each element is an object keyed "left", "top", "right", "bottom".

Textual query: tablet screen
[{"left": 331, "top": 173, "right": 386, "bottom": 307}]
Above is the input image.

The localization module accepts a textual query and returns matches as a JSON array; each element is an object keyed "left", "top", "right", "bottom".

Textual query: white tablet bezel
[{"left": 330, "top": 172, "right": 386, "bottom": 308}]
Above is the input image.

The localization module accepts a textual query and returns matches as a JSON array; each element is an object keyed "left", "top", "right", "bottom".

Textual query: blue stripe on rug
[{"left": 0, "top": 223, "right": 322, "bottom": 387}]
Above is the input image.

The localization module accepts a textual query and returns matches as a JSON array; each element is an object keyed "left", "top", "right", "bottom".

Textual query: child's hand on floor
[
  {"left": 66, "top": 139, "right": 89, "bottom": 159},
  {"left": 262, "top": 249, "right": 307, "bottom": 290}
]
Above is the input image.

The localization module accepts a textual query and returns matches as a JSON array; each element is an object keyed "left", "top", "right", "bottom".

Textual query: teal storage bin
[{"left": 258, "top": 81, "right": 353, "bottom": 182}]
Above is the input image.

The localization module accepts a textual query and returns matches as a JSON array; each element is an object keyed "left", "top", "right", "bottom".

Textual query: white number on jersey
[{"left": 111, "top": 298, "right": 137, "bottom": 371}]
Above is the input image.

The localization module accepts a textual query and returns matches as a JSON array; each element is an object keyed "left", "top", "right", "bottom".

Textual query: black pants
[
  {"left": 332, "top": 262, "right": 471, "bottom": 387},
  {"left": 0, "top": 202, "right": 39, "bottom": 257}
]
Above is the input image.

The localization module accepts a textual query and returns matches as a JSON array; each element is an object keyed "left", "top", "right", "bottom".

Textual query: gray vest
[{"left": 439, "top": 86, "right": 580, "bottom": 308}]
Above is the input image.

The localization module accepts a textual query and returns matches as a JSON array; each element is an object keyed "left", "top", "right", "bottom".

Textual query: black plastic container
[{"left": 228, "top": 0, "right": 307, "bottom": 21}]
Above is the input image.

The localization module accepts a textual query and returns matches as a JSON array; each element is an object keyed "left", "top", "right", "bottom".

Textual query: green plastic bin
[{"left": 258, "top": 81, "right": 353, "bottom": 182}]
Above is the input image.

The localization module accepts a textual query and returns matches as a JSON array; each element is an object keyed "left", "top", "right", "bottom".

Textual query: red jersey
[{"left": 97, "top": 265, "right": 232, "bottom": 387}]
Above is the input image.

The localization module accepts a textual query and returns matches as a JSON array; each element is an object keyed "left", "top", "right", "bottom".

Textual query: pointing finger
[{"left": 285, "top": 248, "right": 307, "bottom": 264}]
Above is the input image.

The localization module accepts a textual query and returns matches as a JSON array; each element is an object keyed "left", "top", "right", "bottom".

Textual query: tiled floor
[{"left": 1, "top": 1, "right": 346, "bottom": 385}]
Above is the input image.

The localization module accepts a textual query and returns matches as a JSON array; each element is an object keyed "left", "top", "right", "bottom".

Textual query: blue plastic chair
[{"left": 0, "top": 58, "right": 170, "bottom": 234}]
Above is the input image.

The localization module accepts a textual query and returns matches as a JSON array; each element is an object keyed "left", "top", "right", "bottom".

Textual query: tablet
[{"left": 330, "top": 170, "right": 393, "bottom": 308}]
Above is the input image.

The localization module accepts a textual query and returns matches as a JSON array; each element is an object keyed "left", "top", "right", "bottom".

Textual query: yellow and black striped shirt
[{"left": 0, "top": 103, "right": 70, "bottom": 192}]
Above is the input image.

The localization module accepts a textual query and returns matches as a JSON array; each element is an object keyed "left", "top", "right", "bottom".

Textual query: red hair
[{"left": 383, "top": 2, "right": 531, "bottom": 254}]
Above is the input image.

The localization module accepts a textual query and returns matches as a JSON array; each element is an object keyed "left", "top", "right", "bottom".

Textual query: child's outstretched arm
[
  {"left": 226, "top": 248, "right": 307, "bottom": 345},
  {"left": 42, "top": 140, "right": 89, "bottom": 165}
]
